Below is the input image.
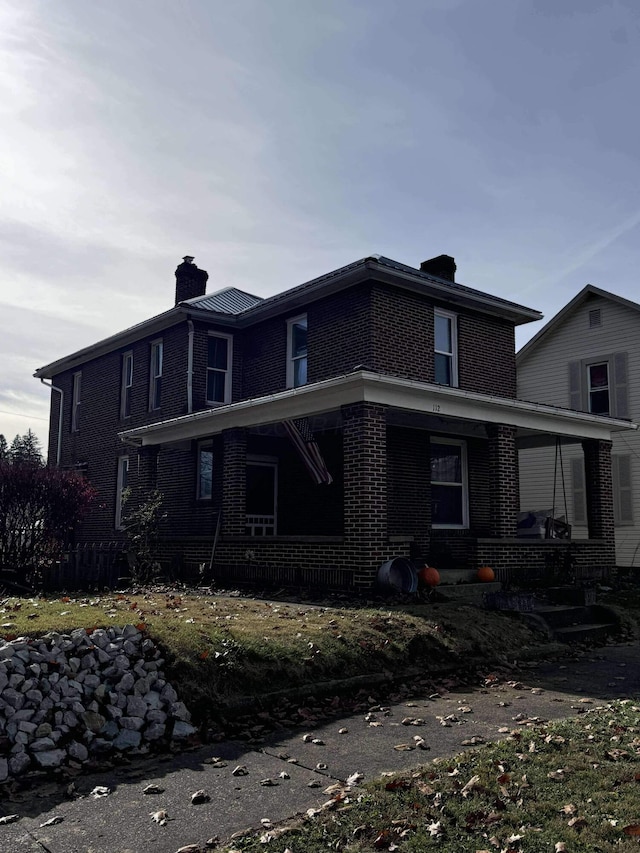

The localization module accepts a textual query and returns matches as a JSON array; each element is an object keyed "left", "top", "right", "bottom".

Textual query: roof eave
[{"left": 33, "top": 306, "right": 187, "bottom": 379}]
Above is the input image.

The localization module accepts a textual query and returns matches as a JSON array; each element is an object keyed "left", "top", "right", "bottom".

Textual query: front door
[{"left": 245, "top": 457, "right": 277, "bottom": 536}]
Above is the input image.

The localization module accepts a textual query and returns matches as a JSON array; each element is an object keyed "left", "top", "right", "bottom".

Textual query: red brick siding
[
  {"left": 458, "top": 313, "right": 516, "bottom": 396},
  {"left": 371, "top": 285, "right": 434, "bottom": 380},
  {"left": 387, "top": 426, "right": 430, "bottom": 549}
]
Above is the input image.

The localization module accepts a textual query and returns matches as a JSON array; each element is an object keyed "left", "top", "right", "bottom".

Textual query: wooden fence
[{"left": 43, "top": 542, "right": 126, "bottom": 591}]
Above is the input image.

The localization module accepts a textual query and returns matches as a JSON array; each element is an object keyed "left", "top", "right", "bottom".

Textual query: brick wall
[{"left": 50, "top": 320, "right": 189, "bottom": 541}]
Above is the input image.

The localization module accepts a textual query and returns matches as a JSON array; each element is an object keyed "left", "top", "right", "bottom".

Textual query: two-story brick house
[{"left": 35, "top": 255, "right": 632, "bottom": 590}]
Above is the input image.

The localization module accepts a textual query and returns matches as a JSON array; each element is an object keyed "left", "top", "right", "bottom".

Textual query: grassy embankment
[{"left": 0, "top": 590, "right": 555, "bottom": 724}]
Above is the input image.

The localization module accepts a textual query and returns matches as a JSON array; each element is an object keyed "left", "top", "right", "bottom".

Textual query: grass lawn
[
  {"left": 225, "top": 699, "right": 640, "bottom": 853},
  {"left": 0, "top": 589, "right": 554, "bottom": 725}
]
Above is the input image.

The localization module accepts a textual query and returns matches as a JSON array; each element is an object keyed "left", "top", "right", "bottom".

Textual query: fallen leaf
[
  {"left": 143, "top": 784, "right": 165, "bottom": 795},
  {"left": 191, "top": 790, "right": 211, "bottom": 805},
  {"left": 232, "top": 765, "right": 248, "bottom": 776},
  {"left": 151, "top": 810, "right": 169, "bottom": 826},
  {"left": 623, "top": 825, "right": 640, "bottom": 836},
  {"left": 0, "top": 815, "right": 20, "bottom": 825},
  {"left": 91, "top": 786, "right": 111, "bottom": 798},
  {"left": 39, "top": 816, "right": 64, "bottom": 827}
]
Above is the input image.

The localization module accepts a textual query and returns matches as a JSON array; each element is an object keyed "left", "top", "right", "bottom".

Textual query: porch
[{"left": 121, "top": 370, "right": 634, "bottom": 592}]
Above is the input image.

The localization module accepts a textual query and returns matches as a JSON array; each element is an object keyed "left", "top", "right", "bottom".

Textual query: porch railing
[{"left": 245, "top": 514, "right": 276, "bottom": 536}]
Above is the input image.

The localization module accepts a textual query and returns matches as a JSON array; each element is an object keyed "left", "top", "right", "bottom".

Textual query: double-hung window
[
  {"left": 206, "top": 333, "right": 232, "bottom": 405},
  {"left": 149, "top": 340, "right": 163, "bottom": 411},
  {"left": 115, "top": 455, "right": 129, "bottom": 530},
  {"left": 587, "top": 362, "right": 609, "bottom": 415},
  {"left": 430, "top": 438, "right": 468, "bottom": 527},
  {"left": 120, "top": 351, "right": 133, "bottom": 419},
  {"left": 71, "top": 371, "right": 82, "bottom": 432},
  {"left": 286, "top": 315, "right": 307, "bottom": 389},
  {"left": 197, "top": 440, "right": 213, "bottom": 500},
  {"left": 434, "top": 310, "right": 458, "bottom": 386}
]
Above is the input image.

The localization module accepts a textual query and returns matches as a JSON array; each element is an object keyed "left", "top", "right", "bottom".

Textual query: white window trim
[
  {"left": 434, "top": 309, "right": 458, "bottom": 387},
  {"left": 71, "top": 371, "right": 82, "bottom": 432},
  {"left": 587, "top": 360, "right": 609, "bottom": 415},
  {"left": 196, "top": 439, "right": 214, "bottom": 501},
  {"left": 115, "top": 455, "right": 129, "bottom": 530},
  {"left": 286, "top": 314, "right": 308, "bottom": 389},
  {"left": 206, "top": 332, "right": 233, "bottom": 405},
  {"left": 149, "top": 339, "right": 163, "bottom": 411},
  {"left": 120, "top": 351, "right": 133, "bottom": 419},
  {"left": 430, "top": 437, "right": 469, "bottom": 529}
]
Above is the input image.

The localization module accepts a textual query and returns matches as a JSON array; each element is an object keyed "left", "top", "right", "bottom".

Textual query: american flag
[{"left": 283, "top": 418, "right": 333, "bottom": 485}]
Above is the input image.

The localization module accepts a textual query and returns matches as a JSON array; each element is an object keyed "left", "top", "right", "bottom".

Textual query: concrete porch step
[
  {"left": 553, "top": 622, "right": 615, "bottom": 644},
  {"left": 437, "top": 581, "right": 501, "bottom": 604},
  {"left": 527, "top": 602, "right": 620, "bottom": 644}
]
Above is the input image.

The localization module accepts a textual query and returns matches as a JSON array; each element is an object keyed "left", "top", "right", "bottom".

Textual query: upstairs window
[
  {"left": 197, "top": 440, "right": 213, "bottom": 500},
  {"left": 71, "top": 371, "right": 82, "bottom": 432},
  {"left": 149, "top": 339, "right": 163, "bottom": 411},
  {"left": 434, "top": 310, "right": 458, "bottom": 386},
  {"left": 120, "top": 351, "right": 133, "bottom": 419},
  {"left": 206, "top": 333, "right": 232, "bottom": 405},
  {"left": 587, "top": 362, "right": 609, "bottom": 415},
  {"left": 287, "top": 315, "right": 307, "bottom": 388}
]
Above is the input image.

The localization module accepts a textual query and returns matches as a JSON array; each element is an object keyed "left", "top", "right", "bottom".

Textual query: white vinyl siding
[{"left": 517, "top": 293, "right": 640, "bottom": 565}]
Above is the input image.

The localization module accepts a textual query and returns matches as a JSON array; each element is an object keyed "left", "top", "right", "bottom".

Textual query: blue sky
[{"left": 2, "top": 0, "right": 639, "bottom": 450}]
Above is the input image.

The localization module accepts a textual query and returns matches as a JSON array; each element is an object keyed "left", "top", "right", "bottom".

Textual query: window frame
[
  {"left": 587, "top": 361, "right": 610, "bottom": 415},
  {"left": 120, "top": 351, "right": 134, "bottom": 419},
  {"left": 71, "top": 371, "right": 82, "bottom": 432},
  {"left": 196, "top": 440, "right": 214, "bottom": 501},
  {"left": 286, "top": 314, "right": 308, "bottom": 389},
  {"left": 430, "top": 437, "right": 469, "bottom": 529},
  {"left": 434, "top": 309, "right": 458, "bottom": 387},
  {"left": 115, "top": 455, "right": 129, "bottom": 530},
  {"left": 206, "top": 332, "right": 233, "bottom": 406},
  {"left": 149, "top": 339, "right": 163, "bottom": 411}
]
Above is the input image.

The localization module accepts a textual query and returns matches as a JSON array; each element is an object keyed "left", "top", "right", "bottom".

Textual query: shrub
[
  {"left": 122, "top": 489, "right": 166, "bottom": 585},
  {"left": 0, "top": 462, "right": 95, "bottom": 587}
]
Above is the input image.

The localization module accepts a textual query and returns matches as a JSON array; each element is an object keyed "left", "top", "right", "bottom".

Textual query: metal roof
[{"left": 184, "top": 287, "right": 262, "bottom": 314}]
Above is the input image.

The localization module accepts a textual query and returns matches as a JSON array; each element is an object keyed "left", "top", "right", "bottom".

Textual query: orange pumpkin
[
  {"left": 477, "top": 565, "right": 495, "bottom": 583},
  {"left": 419, "top": 565, "right": 441, "bottom": 587}
]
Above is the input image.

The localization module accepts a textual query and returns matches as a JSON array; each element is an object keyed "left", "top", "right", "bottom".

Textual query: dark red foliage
[{"left": 0, "top": 462, "right": 96, "bottom": 585}]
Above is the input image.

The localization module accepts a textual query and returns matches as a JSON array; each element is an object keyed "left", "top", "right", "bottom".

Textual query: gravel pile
[{"left": 0, "top": 625, "right": 196, "bottom": 781}]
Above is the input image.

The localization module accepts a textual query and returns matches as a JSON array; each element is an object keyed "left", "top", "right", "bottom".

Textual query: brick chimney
[
  {"left": 419, "top": 254, "right": 456, "bottom": 282},
  {"left": 175, "top": 256, "right": 209, "bottom": 304}
]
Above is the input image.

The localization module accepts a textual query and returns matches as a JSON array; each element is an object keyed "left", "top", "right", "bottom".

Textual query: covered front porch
[{"left": 121, "top": 370, "right": 634, "bottom": 591}]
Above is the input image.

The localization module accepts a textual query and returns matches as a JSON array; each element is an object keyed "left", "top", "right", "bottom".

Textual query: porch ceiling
[{"left": 119, "top": 370, "right": 637, "bottom": 447}]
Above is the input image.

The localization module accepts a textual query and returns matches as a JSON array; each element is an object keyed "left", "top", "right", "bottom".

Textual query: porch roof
[{"left": 119, "top": 370, "right": 637, "bottom": 447}]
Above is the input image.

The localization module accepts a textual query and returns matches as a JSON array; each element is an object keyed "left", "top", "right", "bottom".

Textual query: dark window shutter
[
  {"left": 612, "top": 352, "right": 629, "bottom": 418},
  {"left": 571, "top": 456, "right": 587, "bottom": 525},
  {"left": 613, "top": 454, "right": 633, "bottom": 525},
  {"left": 568, "top": 361, "right": 582, "bottom": 411}
]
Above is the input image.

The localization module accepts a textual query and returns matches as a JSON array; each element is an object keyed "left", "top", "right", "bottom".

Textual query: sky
[{"left": 2, "top": 0, "right": 640, "bottom": 452}]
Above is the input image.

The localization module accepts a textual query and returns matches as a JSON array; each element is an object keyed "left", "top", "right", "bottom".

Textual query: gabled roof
[
  {"left": 35, "top": 255, "right": 542, "bottom": 378},
  {"left": 517, "top": 284, "right": 640, "bottom": 365}
]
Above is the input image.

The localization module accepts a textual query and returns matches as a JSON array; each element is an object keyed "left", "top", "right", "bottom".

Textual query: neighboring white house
[{"left": 517, "top": 285, "right": 640, "bottom": 568}]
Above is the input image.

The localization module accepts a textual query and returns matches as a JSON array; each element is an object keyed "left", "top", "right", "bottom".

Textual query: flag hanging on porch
[{"left": 283, "top": 418, "right": 333, "bottom": 485}]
